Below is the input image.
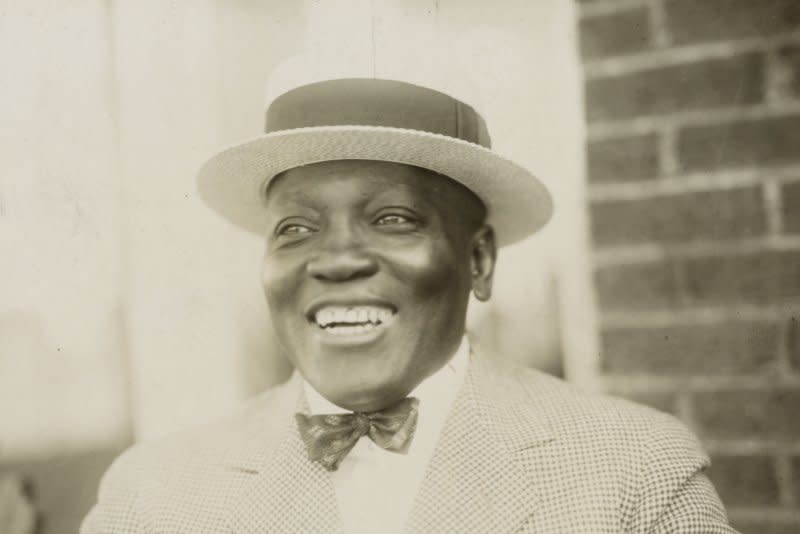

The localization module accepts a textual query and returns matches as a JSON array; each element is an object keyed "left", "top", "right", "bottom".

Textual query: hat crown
[{"left": 265, "top": 78, "right": 491, "bottom": 148}]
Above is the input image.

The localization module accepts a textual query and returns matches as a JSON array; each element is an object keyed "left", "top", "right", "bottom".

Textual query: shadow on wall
[{"left": 0, "top": 446, "right": 125, "bottom": 534}]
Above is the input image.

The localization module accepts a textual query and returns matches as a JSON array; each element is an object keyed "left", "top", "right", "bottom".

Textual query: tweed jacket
[{"left": 82, "top": 352, "right": 737, "bottom": 533}]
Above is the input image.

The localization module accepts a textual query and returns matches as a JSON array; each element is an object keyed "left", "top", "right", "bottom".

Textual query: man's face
[{"left": 262, "top": 160, "right": 494, "bottom": 411}]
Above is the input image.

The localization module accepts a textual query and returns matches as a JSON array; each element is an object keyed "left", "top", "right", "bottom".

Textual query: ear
[{"left": 470, "top": 225, "right": 496, "bottom": 302}]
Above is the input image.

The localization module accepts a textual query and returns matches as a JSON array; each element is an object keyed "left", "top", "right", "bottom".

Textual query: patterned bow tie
[{"left": 295, "top": 397, "right": 420, "bottom": 471}]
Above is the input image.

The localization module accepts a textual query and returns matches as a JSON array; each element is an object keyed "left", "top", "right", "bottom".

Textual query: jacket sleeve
[
  {"left": 627, "top": 412, "right": 740, "bottom": 534},
  {"left": 80, "top": 447, "right": 149, "bottom": 534}
]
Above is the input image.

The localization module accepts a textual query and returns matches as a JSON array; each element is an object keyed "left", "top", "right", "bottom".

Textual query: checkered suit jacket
[{"left": 82, "top": 352, "right": 738, "bottom": 533}]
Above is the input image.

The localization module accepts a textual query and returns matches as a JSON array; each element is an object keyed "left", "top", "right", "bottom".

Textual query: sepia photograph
[{"left": 1, "top": 1, "right": 799, "bottom": 532}]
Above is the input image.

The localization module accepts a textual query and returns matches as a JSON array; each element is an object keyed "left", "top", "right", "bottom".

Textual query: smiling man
[
  {"left": 82, "top": 79, "right": 737, "bottom": 533},
  {"left": 263, "top": 160, "right": 490, "bottom": 415}
]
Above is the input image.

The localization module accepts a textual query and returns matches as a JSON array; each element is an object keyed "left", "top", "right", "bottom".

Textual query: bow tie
[{"left": 295, "top": 397, "right": 420, "bottom": 471}]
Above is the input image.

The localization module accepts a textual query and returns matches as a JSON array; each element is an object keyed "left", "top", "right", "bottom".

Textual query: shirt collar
[{"left": 303, "top": 337, "right": 470, "bottom": 415}]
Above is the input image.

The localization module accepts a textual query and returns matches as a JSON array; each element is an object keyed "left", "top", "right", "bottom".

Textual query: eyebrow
[{"left": 264, "top": 197, "right": 324, "bottom": 229}]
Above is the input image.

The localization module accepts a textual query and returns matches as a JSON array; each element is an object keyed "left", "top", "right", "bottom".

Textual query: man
[{"left": 82, "top": 79, "right": 737, "bottom": 533}]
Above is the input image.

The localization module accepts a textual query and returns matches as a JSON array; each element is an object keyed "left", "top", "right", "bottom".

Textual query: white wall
[
  {"left": 0, "top": 0, "right": 594, "bottom": 451},
  {"left": 0, "top": 1, "right": 130, "bottom": 457},
  {"left": 108, "top": 0, "right": 302, "bottom": 440}
]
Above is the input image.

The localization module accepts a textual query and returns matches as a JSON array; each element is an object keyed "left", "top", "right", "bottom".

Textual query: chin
[{"left": 327, "top": 377, "right": 408, "bottom": 412}]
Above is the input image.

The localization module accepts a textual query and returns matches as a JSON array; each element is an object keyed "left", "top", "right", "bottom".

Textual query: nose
[{"left": 306, "top": 225, "right": 378, "bottom": 282}]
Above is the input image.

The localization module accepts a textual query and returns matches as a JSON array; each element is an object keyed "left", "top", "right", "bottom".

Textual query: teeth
[
  {"left": 332, "top": 308, "right": 344, "bottom": 323},
  {"left": 326, "top": 323, "right": 378, "bottom": 336},
  {"left": 318, "top": 308, "right": 333, "bottom": 326},
  {"left": 313, "top": 305, "right": 396, "bottom": 330}
]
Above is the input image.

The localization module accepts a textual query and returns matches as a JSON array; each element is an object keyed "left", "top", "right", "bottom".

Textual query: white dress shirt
[{"left": 303, "top": 338, "right": 469, "bottom": 534}]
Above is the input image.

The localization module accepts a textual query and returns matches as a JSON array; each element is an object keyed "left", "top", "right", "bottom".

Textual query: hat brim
[{"left": 197, "top": 125, "right": 552, "bottom": 247}]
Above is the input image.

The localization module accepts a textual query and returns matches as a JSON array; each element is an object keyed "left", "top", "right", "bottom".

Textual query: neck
[{"left": 303, "top": 337, "right": 470, "bottom": 413}]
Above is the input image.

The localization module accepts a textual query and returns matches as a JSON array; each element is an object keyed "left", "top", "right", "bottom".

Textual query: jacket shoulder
[
  {"left": 81, "top": 378, "right": 297, "bottom": 533},
  {"left": 116, "top": 377, "right": 293, "bottom": 472},
  {"left": 508, "top": 367, "right": 713, "bottom": 529},
  {"left": 513, "top": 366, "right": 703, "bottom": 455}
]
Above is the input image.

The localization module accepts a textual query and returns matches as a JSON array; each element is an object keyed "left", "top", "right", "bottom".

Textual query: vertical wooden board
[{"left": 0, "top": 0, "right": 130, "bottom": 457}]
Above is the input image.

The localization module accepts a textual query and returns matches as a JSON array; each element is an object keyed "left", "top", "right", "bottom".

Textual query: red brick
[
  {"left": 707, "top": 454, "right": 780, "bottom": 506},
  {"left": 665, "top": 0, "right": 800, "bottom": 44},
  {"left": 694, "top": 389, "right": 800, "bottom": 440},
  {"left": 685, "top": 250, "right": 800, "bottom": 305},
  {"left": 587, "top": 133, "right": 660, "bottom": 183},
  {"left": 602, "top": 322, "right": 779, "bottom": 375},
  {"left": 775, "top": 44, "right": 800, "bottom": 100},
  {"left": 594, "top": 261, "right": 681, "bottom": 310},
  {"left": 580, "top": 8, "right": 651, "bottom": 60},
  {"left": 586, "top": 53, "right": 764, "bottom": 122},
  {"left": 590, "top": 186, "right": 766, "bottom": 246},
  {"left": 679, "top": 115, "right": 800, "bottom": 172},
  {"left": 782, "top": 180, "right": 800, "bottom": 234}
]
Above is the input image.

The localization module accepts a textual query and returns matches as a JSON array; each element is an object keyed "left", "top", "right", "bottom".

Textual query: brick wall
[{"left": 576, "top": 1, "right": 800, "bottom": 532}]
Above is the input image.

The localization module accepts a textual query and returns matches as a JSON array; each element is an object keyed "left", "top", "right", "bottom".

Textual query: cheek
[
  {"left": 261, "top": 256, "right": 304, "bottom": 311},
  {"left": 261, "top": 257, "right": 308, "bottom": 357},
  {"left": 386, "top": 243, "right": 470, "bottom": 301}
]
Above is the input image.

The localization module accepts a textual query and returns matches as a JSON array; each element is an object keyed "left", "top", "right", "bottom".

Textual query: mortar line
[
  {"left": 775, "top": 454, "right": 796, "bottom": 508},
  {"left": 648, "top": 0, "right": 670, "bottom": 49}
]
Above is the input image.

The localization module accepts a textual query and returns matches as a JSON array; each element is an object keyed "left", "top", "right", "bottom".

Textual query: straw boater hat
[{"left": 197, "top": 78, "right": 552, "bottom": 247}]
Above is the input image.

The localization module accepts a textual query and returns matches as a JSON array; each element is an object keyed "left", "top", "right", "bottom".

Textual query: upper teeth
[{"left": 314, "top": 306, "right": 394, "bottom": 328}]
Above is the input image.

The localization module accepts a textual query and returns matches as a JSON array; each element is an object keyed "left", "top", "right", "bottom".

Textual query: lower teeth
[{"left": 324, "top": 323, "right": 379, "bottom": 335}]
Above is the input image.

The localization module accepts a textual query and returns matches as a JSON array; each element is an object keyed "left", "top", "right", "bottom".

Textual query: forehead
[{"left": 265, "top": 160, "right": 459, "bottom": 203}]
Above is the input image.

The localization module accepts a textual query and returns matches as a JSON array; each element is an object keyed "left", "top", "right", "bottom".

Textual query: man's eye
[
  {"left": 375, "top": 214, "right": 413, "bottom": 226},
  {"left": 278, "top": 224, "right": 313, "bottom": 236}
]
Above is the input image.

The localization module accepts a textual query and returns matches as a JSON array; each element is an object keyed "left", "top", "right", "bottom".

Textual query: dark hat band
[{"left": 265, "top": 78, "right": 491, "bottom": 148}]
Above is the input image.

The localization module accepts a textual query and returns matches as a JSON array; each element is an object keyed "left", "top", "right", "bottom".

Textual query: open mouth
[{"left": 311, "top": 305, "right": 397, "bottom": 336}]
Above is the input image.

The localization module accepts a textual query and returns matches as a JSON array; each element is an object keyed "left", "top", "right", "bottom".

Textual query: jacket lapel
[
  {"left": 226, "top": 373, "right": 343, "bottom": 533},
  {"left": 406, "top": 353, "right": 555, "bottom": 533}
]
